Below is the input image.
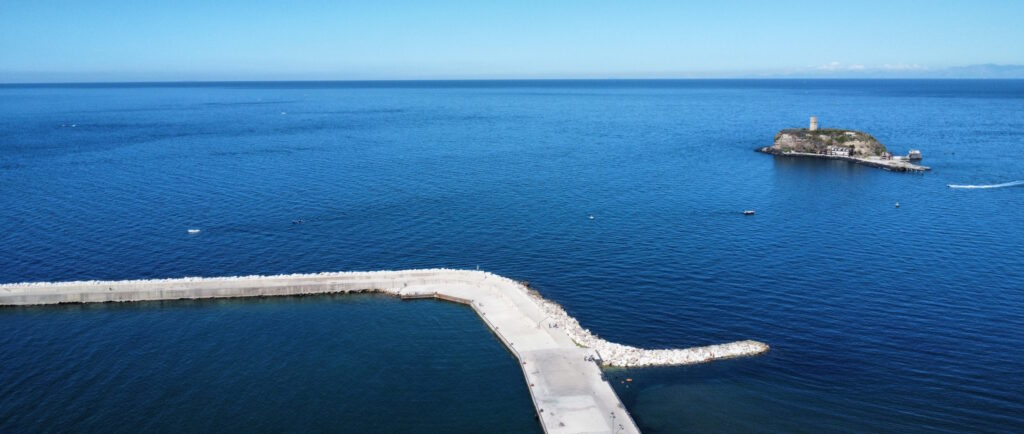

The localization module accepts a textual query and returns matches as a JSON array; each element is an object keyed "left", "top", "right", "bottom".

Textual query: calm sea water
[
  {"left": 0, "top": 295, "right": 540, "bottom": 433},
  {"left": 1, "top": 80, "right": 1022, "bottom": 433}
]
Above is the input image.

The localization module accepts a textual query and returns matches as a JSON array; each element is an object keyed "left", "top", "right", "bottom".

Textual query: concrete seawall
[
  {"left": 0, "top": 269, "right": 769, "bottom": 434},
  {"left": 758, "top": 147, "right": 931, "bottom": 172}
]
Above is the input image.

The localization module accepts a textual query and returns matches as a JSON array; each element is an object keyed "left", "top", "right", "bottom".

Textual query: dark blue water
[
  {"left": 2, "top": 80, "right": 1023, "bottom": 432},
  {"left": 0, "top": 295, "right": 539, "bottom": 433}
]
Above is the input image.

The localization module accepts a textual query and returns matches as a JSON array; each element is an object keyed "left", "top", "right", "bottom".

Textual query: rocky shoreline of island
[
  {"left": 757, "top": 147, "right": 931, "bottom": 172},
  {"left": 759, "top": 117, "right": 930, "bottom": 172}
]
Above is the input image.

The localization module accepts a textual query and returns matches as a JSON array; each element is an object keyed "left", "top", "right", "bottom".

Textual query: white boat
[
  {"left": 743, "top": 210, "right": 755, "bottom": 215},
  {"left": 187, "top": 229, "right": 200, "bottom": 234}
]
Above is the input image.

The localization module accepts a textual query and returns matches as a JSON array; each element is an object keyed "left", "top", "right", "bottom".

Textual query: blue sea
[{"left": 1, "top": 80, "right": 1023, "bottom": 433}]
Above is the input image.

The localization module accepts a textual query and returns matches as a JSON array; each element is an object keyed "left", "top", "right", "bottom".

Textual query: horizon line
[{"left": 5, "top": 77, "right": 1024, "bottom": 86}]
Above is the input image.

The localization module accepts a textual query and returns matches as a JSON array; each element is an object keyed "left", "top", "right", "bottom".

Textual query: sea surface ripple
[{"left": 1, "top": 80, "right": 1023, "bottom": 433}]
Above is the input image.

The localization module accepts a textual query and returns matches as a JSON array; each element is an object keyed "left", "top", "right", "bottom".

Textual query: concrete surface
[{"left": 0, "top": 269, "right": 770, "bottom": 434}]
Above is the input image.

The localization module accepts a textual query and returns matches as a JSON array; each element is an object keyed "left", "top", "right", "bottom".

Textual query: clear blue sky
[{"left": 2, "top": 0, "right": 1023, "bottom": 82}]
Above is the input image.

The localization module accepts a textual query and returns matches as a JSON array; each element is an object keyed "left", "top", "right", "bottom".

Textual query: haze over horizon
[{"left": 3, "top": 0, "right": 1024, "bottom": 83}]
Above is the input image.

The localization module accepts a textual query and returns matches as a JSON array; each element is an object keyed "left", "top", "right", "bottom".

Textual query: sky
[{"left": 2, "top": 0, "right": 1023, "bottom": 82}]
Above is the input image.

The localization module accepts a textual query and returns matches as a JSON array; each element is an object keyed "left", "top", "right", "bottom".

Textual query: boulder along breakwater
[{"left": 0, "top": 269, "right": 768, "bottom": 434}]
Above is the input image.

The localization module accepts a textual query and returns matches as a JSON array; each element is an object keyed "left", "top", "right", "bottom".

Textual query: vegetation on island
[{"left": 770, "top": 128, "right": 888, "bottom": 157}]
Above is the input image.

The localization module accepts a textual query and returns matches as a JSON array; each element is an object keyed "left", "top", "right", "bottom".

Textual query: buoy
[
  {"left": 626, "top": 378, "right": 633, "bottom": 382},
  {"left": 895, "top": 202, "right": 900, "bottom": 208}
]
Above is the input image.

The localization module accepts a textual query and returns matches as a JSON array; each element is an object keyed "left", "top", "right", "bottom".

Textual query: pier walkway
[
  {"left": 0, "top": 269, "right": 769, "bottom": 434},
  {"left": 767, "top": 150, "right": 931, "bottom": 172}
]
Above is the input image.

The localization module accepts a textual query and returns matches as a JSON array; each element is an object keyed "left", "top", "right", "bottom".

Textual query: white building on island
[{"left": 826, "top": 146, "right": 852, "bottom": 157}]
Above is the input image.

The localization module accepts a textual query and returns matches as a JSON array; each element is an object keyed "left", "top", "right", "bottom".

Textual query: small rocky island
[{"left": 758, "top": 117, "right": 929, "bottom": 172}]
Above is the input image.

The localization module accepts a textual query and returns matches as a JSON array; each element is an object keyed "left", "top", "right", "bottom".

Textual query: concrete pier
[
  {"left": 0, "top": 269, "right": 769, "bottom": 434},
  {"left": 758, "top": 148, "right": 931, "bottom": 172}
]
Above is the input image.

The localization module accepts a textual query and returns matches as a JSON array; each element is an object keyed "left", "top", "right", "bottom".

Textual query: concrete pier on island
[
  {"left": 759, "top": 117, "right": 931, "bottom": 173},
  {"left": 0, "top": 269, "right": 769, "bottom": 434},
  {"left": 759, "top": 149, "right": 932, "bottom": 172}
]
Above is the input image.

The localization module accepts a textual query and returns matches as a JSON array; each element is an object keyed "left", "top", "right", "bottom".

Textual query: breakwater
[
  {"left": 758, "top": 148, "right": 931, "bottom": 172},
  {"left": 0, "top": 269, "right": 769, "bottom": 434}
]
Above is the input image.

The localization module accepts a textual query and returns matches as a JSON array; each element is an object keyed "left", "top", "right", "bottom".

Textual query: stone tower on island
[{"left": 809, "top": 116, "right": 818, "bottom": 131}]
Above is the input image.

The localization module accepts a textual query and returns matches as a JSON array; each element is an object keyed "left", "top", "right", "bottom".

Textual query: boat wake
[{"left": 947, "top": 180, "right": 1024, "bottom": 189}]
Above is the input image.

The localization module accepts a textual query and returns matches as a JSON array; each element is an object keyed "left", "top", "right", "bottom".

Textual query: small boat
[
  {"left": 895, "top": 202, "right": 900, "bottom": 208},
  {"left": 588, "top": 214, "right": 594, "bottom": 220},
  {"left": 187, "top": 229, "right": 200, "bottom": 234},
  {"left": 743, "top": 210, "right": 755, "bottom": 215}
]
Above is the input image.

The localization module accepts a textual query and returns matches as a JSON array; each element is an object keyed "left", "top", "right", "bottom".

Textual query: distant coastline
[{"left": 3, "top": 75, "right": 1024, "bottom": 87}]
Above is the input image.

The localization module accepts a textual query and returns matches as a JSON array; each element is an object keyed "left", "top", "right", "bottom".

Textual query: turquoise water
[{"left": 1, "top": 80, "right": 1023, "bottom": 432}]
